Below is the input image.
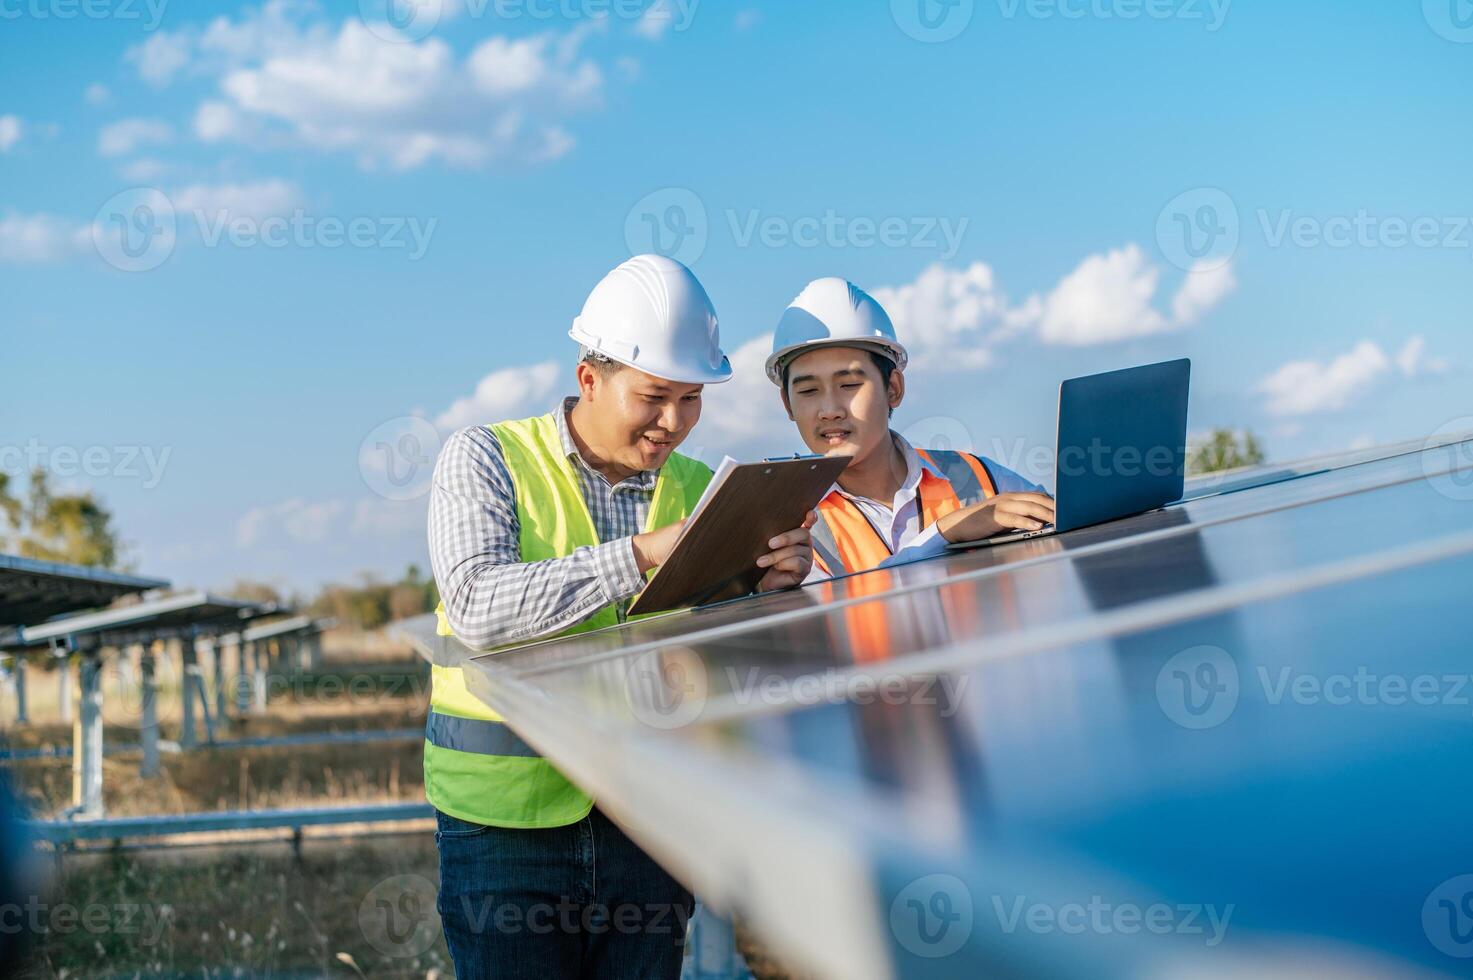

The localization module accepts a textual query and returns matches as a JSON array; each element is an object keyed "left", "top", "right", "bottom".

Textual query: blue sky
[{"left": 2, "top": 0, "right": 1471, "bottom": 592}]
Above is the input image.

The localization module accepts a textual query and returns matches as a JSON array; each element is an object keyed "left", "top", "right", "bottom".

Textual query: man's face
[
  {"left": 783, "top": 347, "right": 902, "bottom": 467},
  {"left": 580, "top": 364, "right": 704, "bottom": 472}
]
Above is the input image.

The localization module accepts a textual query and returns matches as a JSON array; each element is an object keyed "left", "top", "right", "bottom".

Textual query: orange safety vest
[{"left": 810, "top": 449, "right": 998, "bottom": 577}]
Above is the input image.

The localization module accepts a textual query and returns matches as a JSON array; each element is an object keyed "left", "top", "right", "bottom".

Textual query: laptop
[{"left": 947, "top": 358, "right": 1191, "bottom": 550}]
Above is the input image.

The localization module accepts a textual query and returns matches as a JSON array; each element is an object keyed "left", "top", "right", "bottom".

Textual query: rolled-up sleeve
[{"left": 427, "top": 427, "right": 645, "bottom": 651}]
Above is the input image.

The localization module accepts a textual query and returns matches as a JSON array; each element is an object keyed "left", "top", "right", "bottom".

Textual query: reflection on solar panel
[{"left": 415, "top": 438, "right": 1473, "bottom": 979}]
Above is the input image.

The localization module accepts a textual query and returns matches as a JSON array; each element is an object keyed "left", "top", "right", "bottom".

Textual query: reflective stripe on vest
[
  {"left": 425, "top": 411, "right": 712, "bottom": 829},
  {"left": 426, "top": 710, "right": 540, "bottom": 757},
  {"left": 812, "top": 449, "right": 998, "bottom": 577}
]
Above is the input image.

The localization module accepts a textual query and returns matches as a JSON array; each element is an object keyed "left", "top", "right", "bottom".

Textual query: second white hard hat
[
  {"left": 569, "top": 254, "right": 732, "bottom": 385},
  {"left": 765, "top": 277, "right": 909, "bottom": 385}
]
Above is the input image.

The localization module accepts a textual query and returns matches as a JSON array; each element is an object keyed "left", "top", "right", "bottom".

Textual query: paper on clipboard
[{"left": 684, "top": 456, "right": 739, "bottom": 528}]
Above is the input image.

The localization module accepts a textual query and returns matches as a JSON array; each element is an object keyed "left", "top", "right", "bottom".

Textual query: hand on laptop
[{"left": 937, "top": 493, "right": 1057, "bottom": 544}]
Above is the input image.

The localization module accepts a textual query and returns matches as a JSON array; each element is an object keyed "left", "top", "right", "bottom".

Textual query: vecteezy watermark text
[
  {"left": 1156, "top": 646, "right": 1473, "bottom": 730},
  {"left": 92, "top": 187, "right": 438, "bottom": 272},
  {"left": 193, "top": 210, "right": 436, "bottom": 259},
  {"left": 0, "top": 439, "right": 171, "bottom": 490},
  {"left": 991, "top": 895, "right": 1234, "bottom": 946},
  {"left": 996, "top": 0, "right": 1230, "bottom": 30},
  {"left": 725, "top": 209, "right": 970, "bottom": 260},
  {"left": 624, "top": 187, "right": 969, "bottom": 266},
  {"left": 359, "top": 0, "right": 700, "bottom": 43},
  {"left": 0, "top": 897, "right": 172, "bottom": 945},
  {"left": 0, "top": 0, "right": 167, "bottom": 29}
]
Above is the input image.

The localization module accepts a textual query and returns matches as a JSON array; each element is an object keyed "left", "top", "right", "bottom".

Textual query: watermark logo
[
  {"left": 93, "top": 187, "right": 176, "bottom": 273},
  {"left": 359, "top": 416, "right": 444, "bottom": 501},
  {"left": 890, "top": 874, "right": 974, "bottom": 958},
  {"left": 1424, "top": 875, "right": 1473, "bottom": 958},
  {"left": 1156, "top": 645, "right": 1238, "bottom": 729},
  {"left": 1421, "top": 418, "right": 1473, "bottom": 502},
  {"left": 625, "top": 187, "right": 709, "bottom": 266},
  {"left": 1156, "top": 187, "right": 1239, "bottom": 272},
  {"left": 1424, "top": 0, "right": 1473, "bottom": 43},
  {"left": 359, "top": 874, "right": 441, "bottom": 958},
  {"left": 901, "top": 416, "right": 977, "bottom": 456},
  {"left": 624, "top": 647, "right": 708, "bottom": 730},
  {"left": 359, "top": 0, "right": 444, "bottom": 42},
  {"left": 892, "top": 0, "right": 975, "bottom": 42}
]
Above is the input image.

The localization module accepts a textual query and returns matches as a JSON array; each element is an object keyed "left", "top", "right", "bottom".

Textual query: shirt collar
[
  {"left": 557, "top": 396, "right": 659, "bottom": 491},
  {"left": 833, "top": 431, "right": 940, "bottom": 503}
]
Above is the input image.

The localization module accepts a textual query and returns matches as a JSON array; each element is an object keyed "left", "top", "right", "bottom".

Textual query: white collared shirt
[{"left": 805, "top": 432, "right": 1045, "bottom": 581}]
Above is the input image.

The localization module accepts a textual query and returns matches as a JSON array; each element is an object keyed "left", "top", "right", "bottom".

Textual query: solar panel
[
  {"left": 425, "top": 439, "right": 1473, "bottom": 977},
  {"left": 19, "top": 590, "right": 255, "bottom": 648},
  {"left": 0, "top": 554, "right": 168, "bottom": 633}
]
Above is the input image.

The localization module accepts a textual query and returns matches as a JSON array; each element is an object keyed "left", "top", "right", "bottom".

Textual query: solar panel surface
[{"left": 420, "top": 439, "right": 1473, "bottom": 978}]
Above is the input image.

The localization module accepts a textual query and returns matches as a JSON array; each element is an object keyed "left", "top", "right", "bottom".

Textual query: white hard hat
[
  {"left": 569, "top": 254, "right": 732, "bottom": 385},
  {"left": 765, "top": 277, "right": 908, "bottom": 385}
]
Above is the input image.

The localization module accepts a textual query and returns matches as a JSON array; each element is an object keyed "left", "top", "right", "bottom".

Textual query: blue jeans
[{"left": 435, "top": 807, "right": 694, "bottom": 980}]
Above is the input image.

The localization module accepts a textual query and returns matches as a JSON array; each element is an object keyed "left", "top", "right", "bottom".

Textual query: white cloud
[
  {"left": 1395, "top": 335, "right": 1449, "bottom": 377},
  {"left": 0, "top": 115, "right": 23, "bottom": 153},
  {"left": 1259, "top": 337, "right": 1448, "bottom": 420},
  {"left": 127, "top": 29, "right": 194, "bottom": 87},
  {"left": 434, "top": 361, "right": 563, "bottom": 433},
  {"left": 84, "top": 83, "right": 112, "bottom": 106},
  {"left": 126, "top": 0, "right": 331, "bottom": 87},
  {"left": 195, "top": 100, "right": 253, "bottom": 142},
  {"left": 867, "top": 247, "right": 1234, "bottom": 368},
  {"left": 871, "top": 261, "right": 1037, "bottom": 371},
  {"left": 635, "top": 0, "right": 676, "bottom": 39},
  {"left": 235, "top": 498, "right": 345, "bottom": 548},
  {"left": 1257, "top": 340, "right": 1394, "bottom": 417},
  {"left": 98, "top": 117, "right": 175, "bottom": 157},
  {"left": 132, "top": 3, "right": 610, "bottom": 171},
  {"left": 173, "top": 179, "right": 303, "bottom": 222},
  {"left": 1171, "top": 260, "right": 1238, "bottom": 326},
  {"left": 734, "top": 9, "right": 763, "bottom": 30},
  {"left": 1038, "top": 244, "right": 1169, "bottom": 345},
  {"left": 350, "top": 497, "right": 427, "bottom": 538},
  {"left": 118, "top": 157, "right": 175, "bottom": 182},
  {"left": 0, "top": 213, "right": 91, "bottom": 263}
]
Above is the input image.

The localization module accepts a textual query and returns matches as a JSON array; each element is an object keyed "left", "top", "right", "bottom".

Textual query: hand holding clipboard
[{"left": 627, "top": 454, "right": 852, "bottom": 617}]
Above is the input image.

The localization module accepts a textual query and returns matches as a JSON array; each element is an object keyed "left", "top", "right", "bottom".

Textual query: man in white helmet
[
  {"left": 427, "top": 254, "right": 815, "bottom": 979},
  {"left": 767, "top": 277, "right": 1055, "bottom": 578}
]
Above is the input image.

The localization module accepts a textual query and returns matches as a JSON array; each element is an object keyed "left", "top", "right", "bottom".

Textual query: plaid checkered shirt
[{"left": 428, "top": 397, "right": 656, "bottom": 651}]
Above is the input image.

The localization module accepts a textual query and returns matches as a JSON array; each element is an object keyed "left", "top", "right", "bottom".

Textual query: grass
[
  {"left": 10, "top": 832, "right": 451, "bottom": 979},
  {"left": 2, "top": 630, "right": 453, "bottom": 977}
]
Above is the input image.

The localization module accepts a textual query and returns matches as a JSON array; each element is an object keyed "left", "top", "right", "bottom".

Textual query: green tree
[
  {"left": 1188, "top": 429, "right": 1267, "bottom": 475},
  {"left": 0, "top": 468, "right": 124, "bottom": 568}
]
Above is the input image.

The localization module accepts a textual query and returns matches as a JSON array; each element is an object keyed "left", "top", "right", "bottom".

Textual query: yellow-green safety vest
[{"left": 426, "top": 411, "right": 712, "bottom": 829}]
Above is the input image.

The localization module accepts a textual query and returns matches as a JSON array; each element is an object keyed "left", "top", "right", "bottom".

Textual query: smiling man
[
  {"left": 768, "top": 277, "right": 1056, "bottom": 577},
  {"left": 426, "top": 254, "right": 814, "bottom": 980}
]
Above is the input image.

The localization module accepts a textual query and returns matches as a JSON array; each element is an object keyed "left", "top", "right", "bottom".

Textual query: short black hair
[
  {"left": 579, "top": 347, "right": 625, "bottom": 378},
  {"left": 781, "top": 348, "right": 896, "bottom": 392}
]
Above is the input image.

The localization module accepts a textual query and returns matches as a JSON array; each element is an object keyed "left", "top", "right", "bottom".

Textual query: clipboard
[{"left": 626, "top": 454, "right": 852, "bottom": 616}]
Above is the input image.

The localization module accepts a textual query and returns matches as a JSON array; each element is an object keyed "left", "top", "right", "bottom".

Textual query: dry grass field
[{"left": 2, "top": 628, "right": 452, "bottom": 978}]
